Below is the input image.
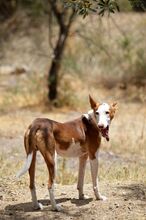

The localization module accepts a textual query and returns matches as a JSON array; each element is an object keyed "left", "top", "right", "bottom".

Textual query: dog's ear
[
  {"left": 89, "top": 94, "right": 97, "bottom": 109},
  {"left": 111, "top": 102, "right": 118, "bottom": 111},
  {"left": 110, "top": 102, "right": 118, "bottom": 120}
]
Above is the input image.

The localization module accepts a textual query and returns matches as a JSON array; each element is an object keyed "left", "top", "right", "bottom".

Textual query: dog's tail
[
  {"left": 16, "top": 152, "right": 33, "bottom": 178},
  {"left": 16, "top": 124, "right": 38, "bottom": 179}
]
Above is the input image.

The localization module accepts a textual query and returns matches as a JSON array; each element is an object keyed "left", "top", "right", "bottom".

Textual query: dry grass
[
  {"left": 0, "top": 99, "right": 146, "bottom": 186},
  {"left": 0, "top": 13, "right": 146, "bottom": 110},
  {"left": 64, "top": 13, "right": 146, "bottom": 92},
  {"left": 0, "top": 12, "right": 146, "bottom": 187}
]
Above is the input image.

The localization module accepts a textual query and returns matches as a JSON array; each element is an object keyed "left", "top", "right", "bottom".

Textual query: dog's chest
[{"left": 55, "top": 138, "right": 84, "bottom": 157}]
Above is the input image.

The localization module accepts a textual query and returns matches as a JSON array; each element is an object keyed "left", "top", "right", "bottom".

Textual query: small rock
[
  {"left": 61, "top": 193, "right": 67, "bottom": 196},
  {"left": 122, "top": 191, "right": 126, "bottom": 196},
  {"left": 114, "top": 203, "right": 119, "bottom": 208},
  {"left": 9, "top": 212, "right": 13, "bottom": 216},
  {"left": 128, "top": 206, "right": 132, "bottom": 211},
  {"left": 109, "top": 206, "right": 113, "bottom": 210}
]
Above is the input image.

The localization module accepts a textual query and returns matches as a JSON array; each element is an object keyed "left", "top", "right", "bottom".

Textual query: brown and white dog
[{"left": 16, "top": 95, "right": 117, "bottom": 211}]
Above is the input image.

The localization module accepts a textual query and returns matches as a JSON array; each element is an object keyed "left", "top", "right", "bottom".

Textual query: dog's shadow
[
  {"left": 71, "top": 197, "right": 93, "bottom": 206},
  {"left": 5, "top": 198, "right": 68, "bottom": 213},
  {"left": 5, "top": 197, "right": 93, "bottom": 213}
]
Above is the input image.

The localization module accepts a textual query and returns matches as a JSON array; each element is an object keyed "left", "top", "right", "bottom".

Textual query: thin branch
[
  {"left": 49, "top": 0, "right": 65, "bottom": 30},
  {"left": 67, "top": 8, "right": 76, "bottom": 27},
  {"left": 48, "top": 3, "right": 54, "bottom": 50}
]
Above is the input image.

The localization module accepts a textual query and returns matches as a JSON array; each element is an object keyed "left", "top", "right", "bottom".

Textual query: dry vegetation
[{"left": 0, "top": 11, "right": 146, "bottom": 219}]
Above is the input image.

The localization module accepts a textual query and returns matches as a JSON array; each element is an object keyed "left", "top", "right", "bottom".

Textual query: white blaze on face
[{"left": 96, "top": 103, "right": 110, "bottom": 128}]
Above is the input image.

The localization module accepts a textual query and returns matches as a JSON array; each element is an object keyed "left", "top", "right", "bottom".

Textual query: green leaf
[{"left": 98, "top": 8, "right": 105, "bottom": 16}]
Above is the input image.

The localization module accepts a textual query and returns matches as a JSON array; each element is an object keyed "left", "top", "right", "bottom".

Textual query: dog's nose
[{"left": 98, "top": 124, "right": 104, "bottom": 129}]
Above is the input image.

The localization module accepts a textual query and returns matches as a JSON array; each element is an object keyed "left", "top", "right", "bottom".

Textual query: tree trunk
[
  {"left": 0, "top": 0, "right": 17, "bottom": 22},
  {"left": 48, "top": 25, "right": 72, "bottom": 101},
  {"left": 47, "top": 1, "right": 75, "bottom": 102},
  {"left": 48, "top": 31, "right": 66, "bottom": 101}
]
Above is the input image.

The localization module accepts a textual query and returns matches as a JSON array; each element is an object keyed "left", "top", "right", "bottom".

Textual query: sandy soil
[{"left": 1, "top": 181, "right": 146, "bottom": 220}]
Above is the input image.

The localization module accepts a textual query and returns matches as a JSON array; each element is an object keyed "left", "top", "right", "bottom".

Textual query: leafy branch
[
  {"left": 62, "top": 0, "right": 119, "bottom": 18},
  {"left": 128, "top": 0, "right": 146, "bottom": 11}
]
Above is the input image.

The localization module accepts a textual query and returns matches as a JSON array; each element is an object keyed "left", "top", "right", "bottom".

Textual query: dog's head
[{"left": 89, "top": 95, "right": 117, "bottom": 141}]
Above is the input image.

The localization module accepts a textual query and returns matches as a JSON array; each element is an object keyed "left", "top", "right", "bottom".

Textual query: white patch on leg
[
  {"left": 90, "top": 158, "right": 107, "bottom": 201},
  {"left": 48, "top": 187, "right": 62, "bottom": 211},
  {"left": 93, "top": 186, "right": 107, "bottom": 201},
  {"left": 30, "top": 187, "right": 43, "bottom": 210}
]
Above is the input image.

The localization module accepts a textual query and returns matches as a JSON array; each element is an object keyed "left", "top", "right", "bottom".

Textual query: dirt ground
[
  {"left": 1, "top": 182, "right": 146, "bottom": 220},
  {"left": 0, "top": 108, "right": 146, "bottom": 220}
]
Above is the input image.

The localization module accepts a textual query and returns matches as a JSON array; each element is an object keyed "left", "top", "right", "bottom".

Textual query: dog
[{"left": 16, "top": 95, "right": 117, "bottom": 211}]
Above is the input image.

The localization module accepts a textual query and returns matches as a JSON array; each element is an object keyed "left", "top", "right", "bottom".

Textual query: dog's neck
[
  {"left": 83, "top": 109, "right": 94, "bottom": 120},
  {"left": 82, "top": 110, "right": 110, "bottom": 141},
  {"left": 82, "top": 111, "right": 100, "bottom": 135}
]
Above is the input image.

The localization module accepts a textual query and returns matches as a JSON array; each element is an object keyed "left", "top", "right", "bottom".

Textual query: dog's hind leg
[
  {"left": 40, "top": 147, "right": 61, "bottom": 212},
  {"left": 77, "top": 153, "right": 88, "bottom": 199},
  {"left": 29, "top": 151, "right": 43, "bottom": 210},
  {"left": 24, "top": 128, "right": 43, "bottom": 210},
  {"left": 35, "top": 127, "right": 61, "bottom": 211}
]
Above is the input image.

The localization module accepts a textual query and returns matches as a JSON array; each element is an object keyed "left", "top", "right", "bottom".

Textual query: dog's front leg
[
  {"left": 77, "top": 153, "right": 88, "bottom": 199},
  {"left": 90, "top": 156, "right": 107, "bottom": 201}
]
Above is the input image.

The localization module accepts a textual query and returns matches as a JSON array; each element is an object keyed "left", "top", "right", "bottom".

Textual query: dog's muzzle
[{"left": 98, "top": 125, "right": 109, "bottom": 141}]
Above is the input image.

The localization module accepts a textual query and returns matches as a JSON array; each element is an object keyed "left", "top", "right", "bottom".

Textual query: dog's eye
[
  {"left": 95, "top": 111, "right": 99, "bottom": 115},
  {"left": 105, "top": 111, "right": 109, "bottom": 114}
]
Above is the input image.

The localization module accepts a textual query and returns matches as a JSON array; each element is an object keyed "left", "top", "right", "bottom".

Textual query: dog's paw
[
  {"left": 52, "top": 204, "right": 62, "bottom": 212},
  {"left": 33, "top": 202, "right": 43, "bottom": 210},
  {"left": 96, "top": 195, "right": 107, "bottom": 201},
  {"left": 79, "top": 194, "right": 89, "bottom": 200}
]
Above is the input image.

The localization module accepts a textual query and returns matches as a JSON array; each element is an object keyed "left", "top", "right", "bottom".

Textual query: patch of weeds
[
  {"left": 62, "top": 54, "right": 81, "bottom": 75},
  {"left": 57, "top": 74, "right": 85, "bottom": 109},
  {"left": 99, "top": 160, "right": 146, "bottom": 182},
  {"left": 0, "top": 72, "right": 47, "bottom": 111}
]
